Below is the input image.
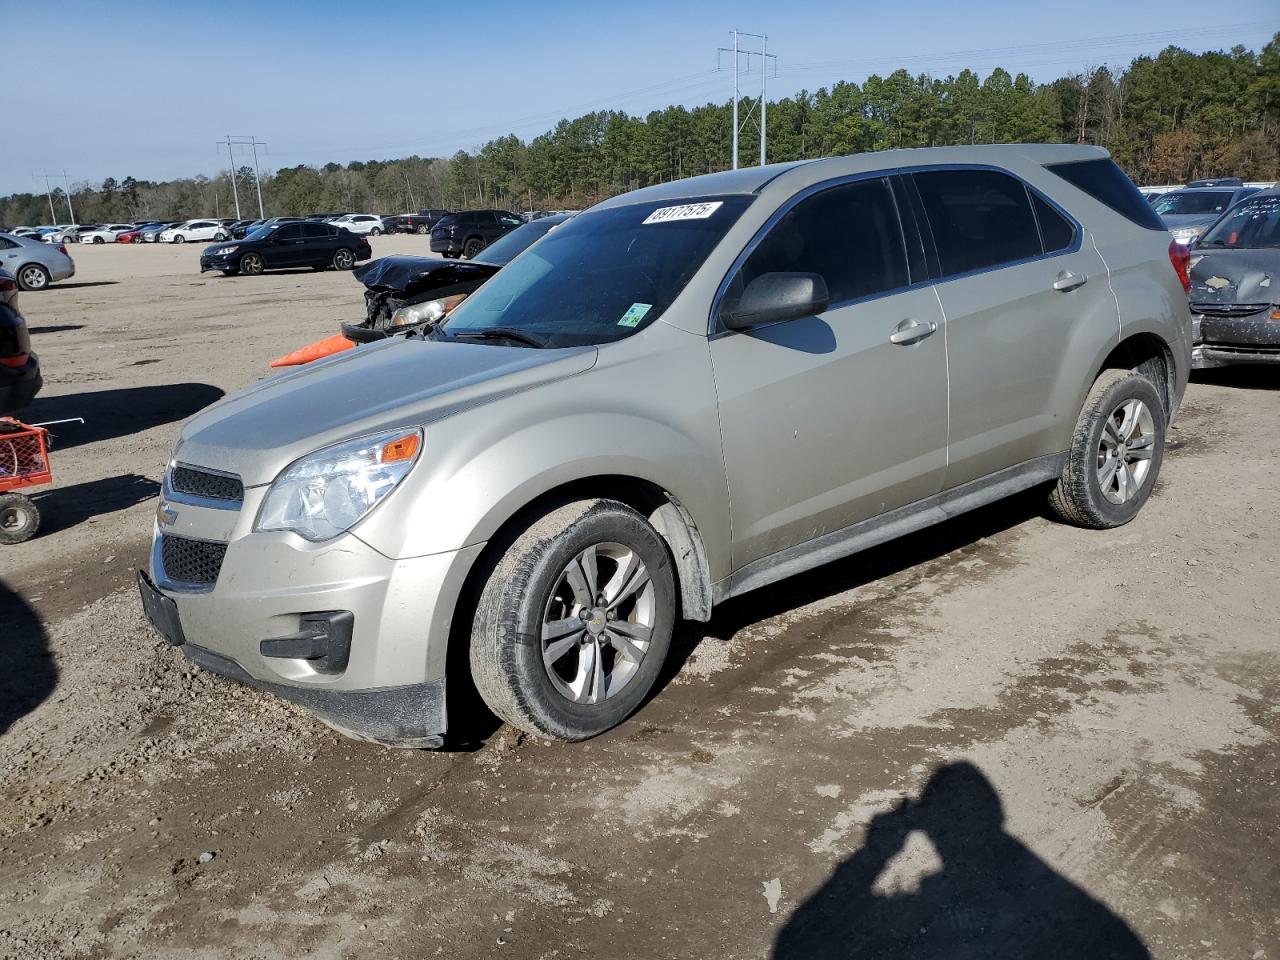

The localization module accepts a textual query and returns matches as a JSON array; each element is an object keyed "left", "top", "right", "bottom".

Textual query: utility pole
[
  {"left": 247, "top": 137, "right": 266, "bottom": 217},
  {"left": 40, "top": 173, "right": 58, "bottom": 225},
  {"left": 61, "top": 171, "right": 76, "bottom": 223},
  {"left": 220, "top": 136, "right": 242, "bottom": 219},
  {"left": 717, "top": 31, "right": 777, "bottom": 169}
]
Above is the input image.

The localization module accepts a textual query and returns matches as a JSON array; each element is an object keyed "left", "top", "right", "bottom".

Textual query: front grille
[
  {"left": 169, "top": 465, "right": 243, "bottom": 503},
  {"left": 161, "top": 535, "right": 227, "bottom": 585},
  {"left": 1191, "top": 302, "right": 1270, "bottom": 319}
]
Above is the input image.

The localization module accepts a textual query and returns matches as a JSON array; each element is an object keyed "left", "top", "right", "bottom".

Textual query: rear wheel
[
  {"left": 173, "top": 234, "right": 186, "bottom": 244},
  {"left": 0, "top": 493, "right": 40, "bottom": 545},
  {"left": 16, "top": 264, "right": 50, "bottom": 291},
  {"left": 416, "top": 224, "right": 430, "bottom": 235},
  {"left": 470, "top": 499, "right": 677, "bottom": 741},
  {"left": 1049, "top": 370, "right": 1166, "bottom": 529},
  {"left": 370, "top": 227, "right": 382, "bottom": 236},
  {"left": 462, "top": 236, "right": 484, "bottom": 259},
  {"left": 239, "top": 252, "right": 264, "bottom": 276},
  {"left": 333, "top": 247, "right": 355, "bottom": 270},
  {"left": 93, "top": 236, "right": 105, "bottom": 244}
]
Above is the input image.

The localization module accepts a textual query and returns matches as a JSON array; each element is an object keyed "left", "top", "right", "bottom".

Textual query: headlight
[
  {"left": 218, "top": 245, "right": 239, "bottom": 256},
  {"left": 389, "top": 294, "right": 468, "bottom": 329},
  {"left": 256, "top": 428, "right": 422, "bottom": 541}
]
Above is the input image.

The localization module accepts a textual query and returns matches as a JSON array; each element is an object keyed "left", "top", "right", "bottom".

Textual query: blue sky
[{"left": 4, "top": 0, "right": 1278, "bottom": 195}]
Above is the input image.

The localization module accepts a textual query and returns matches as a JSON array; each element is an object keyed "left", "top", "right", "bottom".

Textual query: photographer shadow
[{"left": 773, "top": 762, "right": 1150, "bottom": 960}]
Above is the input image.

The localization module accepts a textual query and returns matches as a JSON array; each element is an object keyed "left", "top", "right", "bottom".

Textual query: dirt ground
[{"left": 1, "top": 239, "right": 1277, "bottom": 959}]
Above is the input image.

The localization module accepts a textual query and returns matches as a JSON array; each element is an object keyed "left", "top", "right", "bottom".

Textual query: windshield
[
  {"left": 1153, "top": 191, "right": 1233, "bottom": 216},
  {"left": 440, "top": 196, "right": 752, "bottom": 347},
  {"left": 473, "top": 217, "right": 568, "bottom": 267},
  {"left": 1198, "top": 195, "right": 1280, "bottom": 249},
  {"left": 244, "top": 224, "right": 276, "bottom": 241}
]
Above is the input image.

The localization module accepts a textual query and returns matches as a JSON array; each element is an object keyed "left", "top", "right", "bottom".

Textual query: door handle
[
  {"left": 889, "top": 318, "right": 938, "bottom": 345},
  {"left": 1053, "top": 270, "right": 1088, "bottom": 292}
]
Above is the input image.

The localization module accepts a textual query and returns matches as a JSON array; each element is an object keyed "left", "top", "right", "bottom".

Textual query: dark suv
[
  {"left": 430, "top": 210, "right": 523, "bottom": 258},
  {"left": 0, "top": 270, "right": 41, "bottom": 415},
  {"left": 199, "top": 221, "right": 372, "bottom": 276}
]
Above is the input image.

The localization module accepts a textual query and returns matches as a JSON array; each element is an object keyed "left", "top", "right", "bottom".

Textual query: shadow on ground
[
  {"left": 32, "top": 474, "right": 160, "bottom": 534},
  {"left": 0, "top": 581, "right": 54, "bottom": 737},
  {"left": 48, "top": 281, "right": 119, "bottom": 290},
  {"left": 27, "top": 324, "right": 86, "bottom": 335},
  {"left": 24, "top": 383, "right": 224, "bottom": 450},
  {"left": 773, "top": 762, "right": 1150, "bottom": 959}
]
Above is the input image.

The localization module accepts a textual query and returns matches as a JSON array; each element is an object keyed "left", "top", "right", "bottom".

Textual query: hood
[
  {"left": 175, "top": 338, "right": 597, "bottom": 486},
  {"left": 1188, "top": 247, "right": 1280, "bottom": 304},
  {"left": 352, "top": 256, "right": 499, "bottom": 296}
]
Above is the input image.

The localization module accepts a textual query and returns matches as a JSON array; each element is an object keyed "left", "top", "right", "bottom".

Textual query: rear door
[
  {"left": 299, "top": 222, "right": 334, "bottom": 265},
  {"left": 907, "top": 166, "right": 1115, "bottom": 488},
  {"left": 710, "top": 175, "right": 949, "bottom": 570}
]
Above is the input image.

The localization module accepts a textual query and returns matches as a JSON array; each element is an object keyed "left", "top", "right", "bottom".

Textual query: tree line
[{"left": 4, "top": 36, "right": 1277, "bottom": 228}]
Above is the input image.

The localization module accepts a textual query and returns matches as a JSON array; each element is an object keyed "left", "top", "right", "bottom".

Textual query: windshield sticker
[
  {"left": 642, "top": 201, "right": 723, "bottom": 225},
  {"left": 618, "top": 303, "right": 653, "bottom": 327}
]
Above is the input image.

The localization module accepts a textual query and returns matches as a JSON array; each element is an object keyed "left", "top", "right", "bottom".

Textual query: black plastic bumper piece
[
  {"left": 182, "top": 642, "right": 446, "bottom": 748},
  {"left": 259, "top": 610, "right": 353, "bottom": 673}
]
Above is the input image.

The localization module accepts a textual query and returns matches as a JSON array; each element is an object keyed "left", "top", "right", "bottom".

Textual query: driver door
[{"left": 709, "top": 176, "right": 949, "bottom": 571}]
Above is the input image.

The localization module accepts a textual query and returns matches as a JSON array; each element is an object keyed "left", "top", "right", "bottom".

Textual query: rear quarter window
[{"left": 1045, "top": 158, "right": 1166, "bottom": 231}]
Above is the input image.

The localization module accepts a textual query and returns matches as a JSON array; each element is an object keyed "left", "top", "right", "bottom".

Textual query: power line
[{"left": 718, "top": 31, "right": 778, "bottom": 169}]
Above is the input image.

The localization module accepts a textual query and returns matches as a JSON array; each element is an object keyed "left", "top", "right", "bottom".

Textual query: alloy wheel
[
  {"left": 1096, "top": 398, "right": 1156, "bottom": 505},
  {"left": 541, "top": 542, "right": 655, "bottom": 704},
  {"left": 18, "top": 266, "right": 47, "bottom": 290}
]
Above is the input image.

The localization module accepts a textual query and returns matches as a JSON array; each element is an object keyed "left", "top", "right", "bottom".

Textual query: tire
[
  {"left": 416, "top": 224, "right": 430, "bottom": 234},
  {"left": 215, "top": 231, "right": 229, "bottom": 241},
  {"left": 470, "top": 499, "right": 677, "bottom": 741},
  {"left": 239, "top": 252, "right": 264, "bottom": 276},
  {"left": 0, "top": 493, "right": 40, "bottom": 545},
  {"left": 332, "top": 247, "right": 355, "bottom": 270},
  {"left": 370, "top": 227, "right": 382, "bottom": 236},
  {"left": 93, "top": 236, "right": 105, "bottom": 244},
  {"left": 462, "top": 236, "right": 484, "bottom": 259},
  {"left": 173, "top": 234, "right": 186, "bottom": 244},
  {"left": 16, "top": 264, "right": 50, "bottom": 291},
  {"left": 1048, "top": 370, "right": 1166, "bottom": 529}
]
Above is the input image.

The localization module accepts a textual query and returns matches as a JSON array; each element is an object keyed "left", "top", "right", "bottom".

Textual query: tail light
[
  {"left": 1168, "top": 239, "right": 1191, "bottom": 295},
  {"left": 0, "top": 276, "right": 16, "bottom": 293},
  {"left": 57, "top": 245, "right": 68, "bottom": 255}
]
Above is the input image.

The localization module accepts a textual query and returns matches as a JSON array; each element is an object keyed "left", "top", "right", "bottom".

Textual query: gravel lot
[{"left": 1, "top": 239, "right": 1277, "bottom": 959}]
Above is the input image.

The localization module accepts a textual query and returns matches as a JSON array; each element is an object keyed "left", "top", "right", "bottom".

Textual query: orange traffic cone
[{"left": 269, "top": 334, "right": 356, "bottom": 368}]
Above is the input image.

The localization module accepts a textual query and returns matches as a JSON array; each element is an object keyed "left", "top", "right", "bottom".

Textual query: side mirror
[{"left": 719, "top": 272, "right": 830, "bottom": 331}]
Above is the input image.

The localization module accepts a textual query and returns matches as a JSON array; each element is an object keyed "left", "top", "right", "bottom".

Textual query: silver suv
[{"left": 140, "top": 145, "right": 1191, "bottom": 746}]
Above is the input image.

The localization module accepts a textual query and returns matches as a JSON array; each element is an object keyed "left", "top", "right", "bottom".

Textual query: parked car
[
  {"left": 329, "top": 213, "right": 386, "bottom": 236},
  {"left": 0, "top": 232, "right": 76, "bottom": 290},
  {"left": 1154, "top": 185, "right": 1261, "bottom": 245},
  {"left": 139, "top": 222, "right": 179, "bottom": 242},
  {"left": 117, "top": 227, "right": 145, "bottom": 243},
  {"left": 0, "top": 269, "right": 41, "bottom": 415},
  {"left": 140, "top": 145, "right": 1190, "bottom": 748},
  {"left": 10, "top": 227, "right": 39, "bottom": 238},
  {"left": 1187, "top": 189, "right": 1280, "bottom": 369},
  {"left": 386, "top": 209, "right": 452, "bottom": 234},
  {"left": 231, "top": 219, "right": 265, "bottom": 240},
  {"left": 79, "top": 223, "right": 135, "bottom": 243},
  {"left": 429, "top": 209, "right": 523, "bottom": 258},
  {"left": 198, "top": 220, "right": 372, "bottom": 275},
  {"left": 44, "top": 225, "right": 82, "bottom": 243},
  {"left": 160, "top": 220, "right": 228, "bottom": 243}
]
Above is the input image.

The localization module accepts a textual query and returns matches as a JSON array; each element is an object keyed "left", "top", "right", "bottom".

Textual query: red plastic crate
[{"left": 0, "top": 420, "right": 52, "bottom": 492}]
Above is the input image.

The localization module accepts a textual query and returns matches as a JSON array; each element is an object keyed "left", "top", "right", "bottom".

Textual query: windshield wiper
[{"left": 445, "top": 327, "right": 549, "bottom": 348}]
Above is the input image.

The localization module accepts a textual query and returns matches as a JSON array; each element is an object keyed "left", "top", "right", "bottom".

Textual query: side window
[
  {"left": 913, "top": 169, "right": 1042, "bottom": 277},
  {"left": 0, "top": 237, "right": 16, "bottom": 249},
  {"left": 1031, "top": 192, "right": 1075, "bottom": 253},
  {"left": 737, "top": 177, "right": 908, "bottom": 305},
  {"left": 300, "top": 223, "right": 328, "bottom": 239},
  {"left": 500, "top": 214, "right": 522, "bottom": 226},
  {"left": 276, "top": 224, "right": 303, "bottom": 240}
]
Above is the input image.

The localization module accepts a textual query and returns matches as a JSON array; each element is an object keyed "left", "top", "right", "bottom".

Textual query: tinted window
[
  {"left": 1152, "top": 191, "right": 1234, "bottom": 216},
  {"left": 735, "top": 178, "right": 908, "bottom": 305},
  {"left": 300, "top": 223, "right": 330, "bottom": 239},
  {"left": 0, "top": 237, "right": 15, "bottom": 249},
  {"left": 914, "top": 169, "right": 1041, "bottom": 276},
  {"left": 275, "top": 224, "right": 303, "bottom": 240},
  {"left": 1046, "top": 158, "right": 1166, "bottom": 231},
  {"left": 1032, "top": 192, "right": 1075, "bottom": 253}
]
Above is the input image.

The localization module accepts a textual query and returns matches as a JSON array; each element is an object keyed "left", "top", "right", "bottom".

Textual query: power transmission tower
[
  {"left": 218, "top": 136, "right": 269, "bottom": 218},
  {"left": 35, "top": 173, "right": 58, "bottom": 225},
  {"left": 61, "top": 171, "right": 76, "bottom": 223},
  {"left": 717, "top": 30, "right": 778, "bottom": 168}
]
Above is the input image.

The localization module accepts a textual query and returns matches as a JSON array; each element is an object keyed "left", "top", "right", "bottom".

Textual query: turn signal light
[
  {"left": 379, "top": 432, "right": 420, "bottom": 464},
  {"left": 1270, "top": 308, "right": 1280, "bottom": 321}
]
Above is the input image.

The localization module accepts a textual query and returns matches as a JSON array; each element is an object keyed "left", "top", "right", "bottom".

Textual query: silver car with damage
[{"left": 140, "top": 144, "right": 1191, "bottom": 747}]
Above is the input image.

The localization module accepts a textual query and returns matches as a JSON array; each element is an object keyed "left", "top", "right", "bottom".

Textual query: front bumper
[
  {"left": 199, "top": 255, "right": 234, "bottom": 272},
  {"left": 1192, "top": 310, "right": 1280, "bottom": 369},
  {"left": 141, "top": 487, "right": 484, "bottom": 745}
]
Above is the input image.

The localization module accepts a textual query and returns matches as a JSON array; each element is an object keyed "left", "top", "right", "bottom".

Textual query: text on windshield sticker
[{"left": 642, "top": 202, "right": 723, "bottom": 225}]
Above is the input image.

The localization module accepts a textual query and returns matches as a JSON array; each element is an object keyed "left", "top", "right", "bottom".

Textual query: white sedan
[
  {"left": 79, "top": 224, "right": 135, "bottom": 244},
  {"left": 329, "top": 213, "right": 385, "bottom": 235},
  {"left": 159, "top": 220, "right": 229, "bottom": 244}
]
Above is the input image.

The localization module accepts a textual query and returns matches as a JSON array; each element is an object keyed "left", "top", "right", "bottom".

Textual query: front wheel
[
  {"left": 1049, "top": 370, "right": 1166, "bottom": 529},
  {"left": 369, "top": 227, "right": 382, "bottom": 236},
  {"left": 0, "top": 493, "right": 40, "bottom": 545},
  {"left": 470, "top": 499, "right": 677, "bottom": 741},
  {"left": 215, "top": 231, "right": 229, "bottom": 241},
  {"left": 239, "top": 252, "right": 264, "bottom": 276},
  {"left": 462, "top": 237, "right": 484, "bottom": 259},
  {"left": 332, "top": 247, "right": 355, "bottom": 270},
  {"left": 173, "top": 234, "right": 186, "bottom": 244},
  {"left": 416, "top": 224, "right": 429, "bottom": 235},
  {"left": 93, "top": 236, "right": 105, "bottom": 244}
]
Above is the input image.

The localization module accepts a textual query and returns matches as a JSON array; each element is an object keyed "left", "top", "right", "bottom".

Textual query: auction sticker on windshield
[
  {"left": 618, "top": 303, "right": 652, "bottom": 327},
  {"left": 642, "top": 201, "right": 723, "bottom": 225}
]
